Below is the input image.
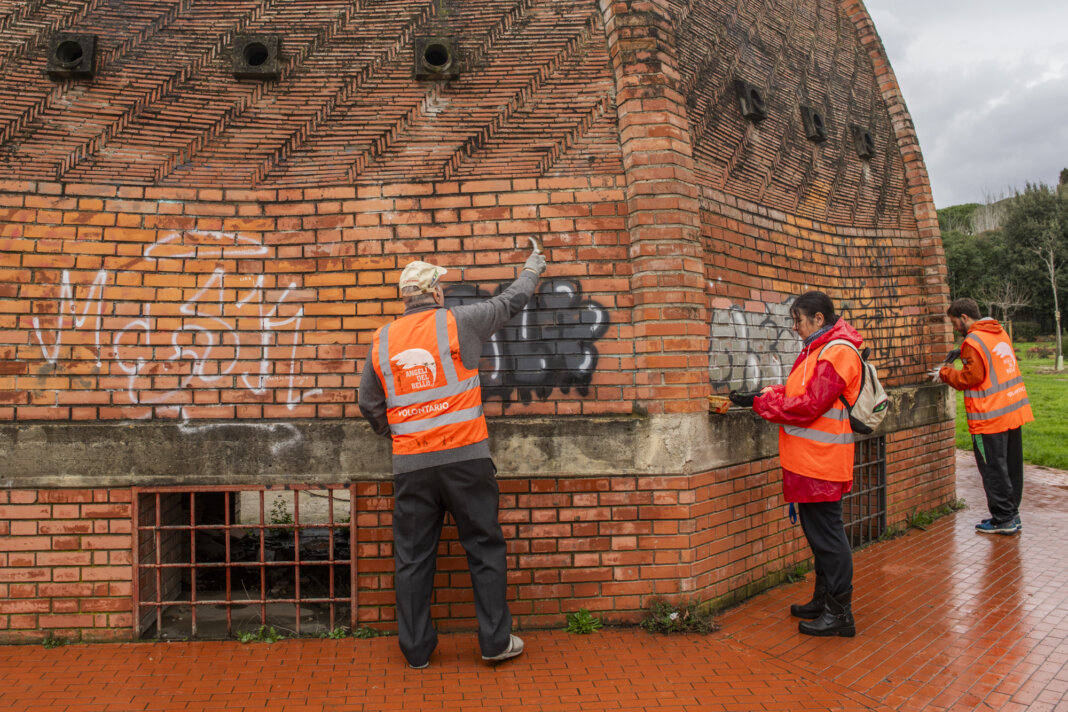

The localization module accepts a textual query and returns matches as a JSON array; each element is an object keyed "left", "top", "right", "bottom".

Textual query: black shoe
[
  {"left": 790, "top": 575, "right": 826, "bottom": 620},
  {"left": 799, "top": 587, "right": 856, "bottom": 637}
]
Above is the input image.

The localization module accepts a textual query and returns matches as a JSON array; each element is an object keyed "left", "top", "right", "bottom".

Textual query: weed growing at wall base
[
  {"left": 786, "top": 562, "right": 812, "bottom": 583},
  {"left": 564, "top": 609, "right": 603, "bottom": 634},
  {"left": 640, "top": 598, "right": 718, "bottom": 635},
  {"left": 906, "top": 499, "right": 968, "bottom": 531},
  {"left": 320, "top": 626, "right": 349, "bottom": 640},
  {"left": 352, "top": 625, "right": 387, "bottom": 639},
  {"left": 238, "top": 625, "right": 285, "bottom": 644}
]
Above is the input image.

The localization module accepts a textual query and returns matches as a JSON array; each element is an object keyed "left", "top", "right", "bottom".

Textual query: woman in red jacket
[{"left": 731, "top": 291, "right": 863, "bottom": 637}]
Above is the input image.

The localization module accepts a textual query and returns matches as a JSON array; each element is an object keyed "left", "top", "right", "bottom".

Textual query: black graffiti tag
[{"left": 445, "top": 279, "right": 609, "bottom": 405}]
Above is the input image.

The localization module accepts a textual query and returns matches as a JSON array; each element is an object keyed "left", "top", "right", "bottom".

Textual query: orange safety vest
[
  {"left": 778, "top": 343, "right": 862, "bottom": 482},
  {"left": 370, "top": 309, "right": 488, "bottom": 456},
  {"left": 962, "top": 329, "right": 1033, "bottom": 435}
]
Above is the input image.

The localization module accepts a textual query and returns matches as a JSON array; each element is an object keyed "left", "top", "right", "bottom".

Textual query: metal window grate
[
  {"left": 843, "top": 436, "right": 886, "bottom": 548},
  {"left": 132, "top": 485, "right": 356, "bottom": 640}
]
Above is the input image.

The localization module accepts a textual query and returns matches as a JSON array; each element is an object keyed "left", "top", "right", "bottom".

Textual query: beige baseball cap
[{"left": 399, "top": 260, "right": 447, "bottom": 293}]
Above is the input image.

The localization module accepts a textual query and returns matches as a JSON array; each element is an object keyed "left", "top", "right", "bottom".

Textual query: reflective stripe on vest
[
  {"left": 388, "top": 406, "right": 486, "bottom": 435},
  {"left": 961, "top": 328, "right": 1033, "bottom": 434},
  {"left": 372, "top": 309, "right": 487, "bottom": 455},
  {"left": 778, "top": 342, "right": 860, "bottom": 482}
]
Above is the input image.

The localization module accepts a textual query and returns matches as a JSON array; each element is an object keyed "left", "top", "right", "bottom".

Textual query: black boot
[
  {"left": 798, "top": 587, "right": 855, "bottom": 637},
  {"left": 790, "top": 575, "right": 826, "bottom": 620}
]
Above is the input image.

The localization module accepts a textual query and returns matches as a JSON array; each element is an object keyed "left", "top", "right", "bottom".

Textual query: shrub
[
  {"left": 1013, "top": 321, "right": 1041, "bottom": 342},
  {"left": 1027, "top": 346, "right": 1056, "bottom": 359}
]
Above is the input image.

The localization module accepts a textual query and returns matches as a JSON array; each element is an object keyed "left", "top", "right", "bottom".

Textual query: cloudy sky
[{"left": 864, "top": 0, "right": 1068, "bottom": 208}]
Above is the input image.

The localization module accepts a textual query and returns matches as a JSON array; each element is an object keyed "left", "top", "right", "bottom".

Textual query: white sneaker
[{"left": 482, "top": 634, "right": 524, "bottom": 662}]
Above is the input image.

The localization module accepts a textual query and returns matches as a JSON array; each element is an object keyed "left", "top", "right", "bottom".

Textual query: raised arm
[{"left": 452, "top": 247, "right": 546, "bottom": 369}]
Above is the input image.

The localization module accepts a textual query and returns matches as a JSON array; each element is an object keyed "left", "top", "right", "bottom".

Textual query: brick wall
[
  {"left": 887, "top": 421, "right": 958, "bottom": 524},
  {"left": 701, "top": 188, "right": 944, "bottom": 391},
  {"left": 0, "top": 177, "right": 634, "bottom": 421},
  {"left": 0, "top": 0, "right": 958, "bottom": 642},
  {"left": 0, "top": 489, "right": 132, "bottom": 642},
  {"left": 1, "top": 421, "right": 956, "bottom": 643}
]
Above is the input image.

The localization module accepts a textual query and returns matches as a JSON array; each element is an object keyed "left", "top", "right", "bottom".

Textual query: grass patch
[
  {"left": 952, "top": 341, "right": 1068, "bottom": 470},
  {"left": 905, "top": 499, "right": 968, "bottom": 531}
]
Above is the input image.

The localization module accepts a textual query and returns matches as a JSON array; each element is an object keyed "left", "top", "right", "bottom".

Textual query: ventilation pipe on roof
[
  {"left": 414, "top": 37, "right": 460, "bottom": 80},
  {"left": 47, "top": 34, "right": 96, "bottom": 80},
  {"left": 733, "top": 79, "right": 768, "bottom": 123},
  {"left": 800, "top": 106, "right": 829, "bottom": 143},
  {"left": 233, "top": 35, "right": 281, "bottom": 80},
  {"left": 851, "top": 125, "right": 876, "bottom": 160}
]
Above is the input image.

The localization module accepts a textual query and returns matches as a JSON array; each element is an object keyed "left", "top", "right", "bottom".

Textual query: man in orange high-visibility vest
[
  {"left": 934, "top": 298, "right": 1033, "bottom": 535},
  {"left": 359, "top": 246, "right": 545, "bottom": 669}
]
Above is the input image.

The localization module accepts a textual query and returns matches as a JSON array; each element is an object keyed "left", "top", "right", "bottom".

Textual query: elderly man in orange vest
[
  {"left": 934, "top": 298, "right": 1033, "bottom": 535},
  {"left": 358, "top": 245, "right": 546, "bottom": 669}
]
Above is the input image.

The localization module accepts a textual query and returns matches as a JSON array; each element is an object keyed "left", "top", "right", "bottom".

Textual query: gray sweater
[{"left": 358, "top": 269, "right": 539, "bottom": 474}]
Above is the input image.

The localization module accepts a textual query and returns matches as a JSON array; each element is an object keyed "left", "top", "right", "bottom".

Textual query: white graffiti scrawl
[
  {"left": 30, "top": 230, "right": 321, "bottom": 421},
  {"left": 707, "top": 298, "right": 801, "bottom": 392}
]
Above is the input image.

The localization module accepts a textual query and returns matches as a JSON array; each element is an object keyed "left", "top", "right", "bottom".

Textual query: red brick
[
  {"left": 38, "top": 614, "right": 95, "bottom": 629},
  {"left": 0, "top": 505, "right": 50, "bottom": 519},
  {"left": 0, "top": 569, "right": 49, "bottom": 583},
  {"left": 0, "top": 536, "right": 50, "bottom": 551}
]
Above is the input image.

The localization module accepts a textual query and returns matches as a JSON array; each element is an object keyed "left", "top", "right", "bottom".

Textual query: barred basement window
[
  {"left": 132, "top": 486, "right": 356, "bottom": 640},
  {"left": 843, "top": 436, "right": 886, "bottom": 548}
]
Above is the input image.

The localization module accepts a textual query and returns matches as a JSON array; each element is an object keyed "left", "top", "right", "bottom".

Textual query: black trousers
[
  {"left": 798, "top": 500, "right": 853, "bottom": 599},
  {"left": 392, "top": 457, "right": 511, "bottom": 666},
  {"left": 972, "top": 427, "right": 1024, "bottom": 524}
]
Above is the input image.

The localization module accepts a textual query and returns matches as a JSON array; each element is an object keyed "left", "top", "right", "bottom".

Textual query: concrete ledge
[{"left": 0, "top": 384, "right": 951, "bottom": 488}]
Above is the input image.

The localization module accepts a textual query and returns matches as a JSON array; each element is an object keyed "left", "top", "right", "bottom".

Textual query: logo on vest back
[
  {"left": 392, "top": 348, "right": 438, "bottom": 390},
  {"left": 992, "top": 342, "right": 1017, "bottom": 374}
]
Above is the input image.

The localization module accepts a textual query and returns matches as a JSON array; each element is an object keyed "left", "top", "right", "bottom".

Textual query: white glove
[
  {"left": 523, "top": 251, "right": 546, "bottom": 276},
  {"left": 928, "top": 367, "right": 943, "bottom": 383}
]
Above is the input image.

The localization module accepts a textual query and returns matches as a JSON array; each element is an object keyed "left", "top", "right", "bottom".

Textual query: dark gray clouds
[{"left": 865, "top": 1, "right": 1068, "bottom": 207}]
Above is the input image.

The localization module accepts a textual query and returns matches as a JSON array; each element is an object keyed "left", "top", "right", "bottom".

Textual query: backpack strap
[{"left": 817, "top": 339, "right": 865, "bottom": 410}]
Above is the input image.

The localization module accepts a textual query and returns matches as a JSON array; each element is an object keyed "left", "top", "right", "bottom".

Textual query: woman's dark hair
[{"left": 791, "top": 290, "right": 838, "bottom": 325}]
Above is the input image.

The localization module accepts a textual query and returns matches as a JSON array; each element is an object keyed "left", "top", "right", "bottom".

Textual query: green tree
[
  {"left": 1002, "top": 184, "right": 1068, "bottom": 370},
  {"left": 938, "top": 203, "right": 982, "bottom": 235},
  {"left": 940, "top": 227, "right": 1013, "bottom": 303}
]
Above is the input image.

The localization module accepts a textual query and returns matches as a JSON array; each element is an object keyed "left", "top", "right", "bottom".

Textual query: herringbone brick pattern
[{"left": 0, "top": 0, "right": 621, "bottom": 187}]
